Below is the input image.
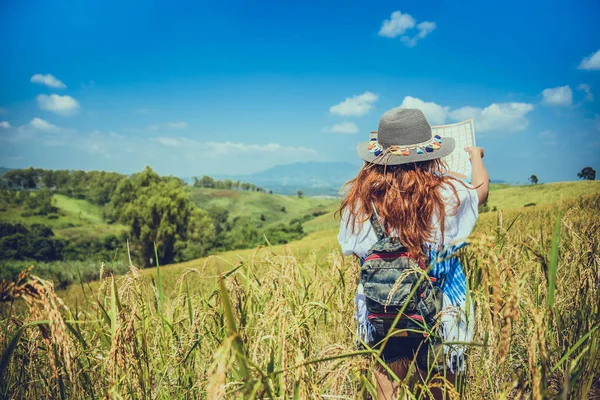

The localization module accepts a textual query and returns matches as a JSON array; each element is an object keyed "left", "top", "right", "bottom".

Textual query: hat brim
[{"left": 357, "top": 137, "right": 455, "bottom": 165}]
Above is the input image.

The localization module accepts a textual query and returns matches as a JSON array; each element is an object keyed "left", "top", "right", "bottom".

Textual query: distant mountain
[{"left": 225, "top": 162, "right": 361, "bottom": 196}]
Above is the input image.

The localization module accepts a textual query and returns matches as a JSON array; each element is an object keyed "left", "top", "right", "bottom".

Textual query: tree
[
  {"left": 577, "top": 167, "right": 596, "bottom": 181},
  {"left": 41, "top": 170, "right": 56, "bottom": 189},
  {"left": 199, "top": 175, "right": 215, "bottom": 188},
  {"left": 110, "top": 167, "right": 214, "bottom": 266},
  {"left": 297, "top": 190, "right": 304, "bottom": 198},
  {"left": 529, "top": 175, "right": 539, "bottom": 185}
]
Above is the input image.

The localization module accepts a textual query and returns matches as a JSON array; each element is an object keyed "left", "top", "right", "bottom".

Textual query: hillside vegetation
[
  {"left": 0, "top": 193, "right": 127, "bottom": 240},
  {"left": 485, "top": 180, "right": 600, "bottom": 210},
  {"left": 188, "top": 187, "right": 337, "bottom": 229},
  {"left": 0, "top": 168, "right": 340, "bottom": 290},
  {"left": 302, "top": 181, "right": 600, "bottom": 233}
]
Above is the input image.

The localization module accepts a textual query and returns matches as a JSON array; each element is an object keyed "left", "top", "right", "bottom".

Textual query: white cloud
[
  {"left": 30, "top": 74, "right": 66, "bottom": 89},
  {"left": 208, "top": 141, "right": 317, "bottom": 156},
  {"left": 539, "top": 130, "right": 557, "bottom": 145},
  {"left": 153, "top": 137, "right": 184, "bottom": 147},
  {"left": 379, "top": 11, "right": 435, "bottom": 47},
  {"left": 541, "top": 85, "right": 573, "bottom": 106},
  {"left": 451, "top": 103, "right": 534, "bottom": 132},
  {"left": 0, "top": 121, "right": 11, "bottom": 128},
  {"left": 37, "top": 94, "right": 80, "bottom": 116},
  {"left": 578, "top": 49, "right": 600, "bottom": 71},
  {"left": 153, "top": 137, "right": 316, "bottom": 156},
  {"left": 399, "top": 96, "right": 534, "bottom": 133},
  {"left": 151, "top": 137, "right": 319, "bottom": 171},
  {"left": 378, "top": 11, "right": 415, "bottom": 38},
  {"left": 0, "top": 118, "right": 72, "bottom": 145},
  {"left": 577, "top": 83, "right": 593, "bottom": 101},
  {"left": 323, "top": 121, "right": 359, "bottom": 134},
  {"left": 330, "top": 91, "right": 378, "bottom": 117},
  {"left": 166, "top": 121, "right": 189, "bottom": 129},
  {"left": 30, "top": 117, "right": 62, "bottom": 133},
  {"left": 401, "top": 21, "right": 436, "bottom": 47},
  {"left": 400, "top": 96, "right": 449, "bottom": 125}
]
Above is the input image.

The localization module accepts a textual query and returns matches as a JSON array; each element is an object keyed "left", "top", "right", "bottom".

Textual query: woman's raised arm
[{"left": 465, "top": 146, "right": 489, "bottom": 205}]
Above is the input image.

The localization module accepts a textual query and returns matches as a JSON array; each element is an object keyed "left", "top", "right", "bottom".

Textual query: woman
[{"left": 338, "top": 108, "right": 489, "bottom": 399}]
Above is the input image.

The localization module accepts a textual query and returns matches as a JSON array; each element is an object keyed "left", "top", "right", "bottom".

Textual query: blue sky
[{"left": 1, "top": 0, "right": 599, "bottom": 182}]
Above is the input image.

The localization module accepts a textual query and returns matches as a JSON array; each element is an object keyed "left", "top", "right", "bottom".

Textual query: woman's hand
[{"left": 465, "top": 146, "right": 484, "bottom": 160}]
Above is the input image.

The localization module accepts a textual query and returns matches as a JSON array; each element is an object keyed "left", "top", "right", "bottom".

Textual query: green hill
[
  {"left": 300, "top": 181, "right": 600, "bottom": 234},
  {"left": 0, "top": 193, "right": 127, "bottom": 240},
  {"left": 485, "top": 181, "right": 600, "bottom": 210},
  {"left": 188, "top": 187, "right": 339, "bottom": 228}
]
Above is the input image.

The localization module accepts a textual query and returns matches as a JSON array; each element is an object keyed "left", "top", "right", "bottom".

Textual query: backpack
[{"left": 361, "top": 212, "right": 444, "bottom": 339}]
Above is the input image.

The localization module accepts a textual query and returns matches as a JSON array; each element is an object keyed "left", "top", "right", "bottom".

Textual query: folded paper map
[{"left": 432, "top": 119, "right": 476, "bottom": 182}]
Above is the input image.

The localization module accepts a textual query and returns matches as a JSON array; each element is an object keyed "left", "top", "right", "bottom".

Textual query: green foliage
[
  {"left": 0, "top": 189, "right": 59, "bottom": 216},
  {"left": 262, "top": 220, "right": 304, "bottom": 244},
  {"left": 2, "top": 168, "right": 125, "bottom": 205},
  {"left": 0, "top": 191, "right": 127, "bottom": 240},
  {"left": 24, "top": 189, "right": 57, "bottom": 215},
  {"left": 577, "top": 166, "right": 596, "bottom": 181},
  {"left": 195, "top": 175, "right": 215, "bottom": 188},
  {"left": 529, "top": 174, "right": 539, "bottom": 184},
  {"left": 0, "top": 222, "right": 60, "bottom": 261},
  {"left": 0, "top": 221, "right": 122, "bottom": 264},
  {"left": 110, "top": 167, "right": 214, "bottom": 267},
  {"left": 193, "top": 175, "right": 266, "bottom": 192}
]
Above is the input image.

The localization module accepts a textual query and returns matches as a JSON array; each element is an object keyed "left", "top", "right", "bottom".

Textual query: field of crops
[{"left": 1, "top": 193, "right": 599, "bottom": 399}]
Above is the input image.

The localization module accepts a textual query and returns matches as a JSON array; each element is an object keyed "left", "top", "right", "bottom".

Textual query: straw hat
[{"left": 357, "top": 108, "right": 455, "bottom": 165}]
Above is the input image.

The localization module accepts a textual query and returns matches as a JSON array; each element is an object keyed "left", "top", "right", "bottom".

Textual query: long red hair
[{"left": 338, "top": 159, "right": 462, "bottom": 262}]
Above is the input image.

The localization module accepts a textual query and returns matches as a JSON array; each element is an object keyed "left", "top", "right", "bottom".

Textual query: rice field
[{"left": 1, "top": 194, "right": 599, "bottom": 399}]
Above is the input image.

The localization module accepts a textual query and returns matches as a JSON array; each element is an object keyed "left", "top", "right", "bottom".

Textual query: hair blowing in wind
[{"left": 338, "top": 159, "right": 463, "bottom": 262}]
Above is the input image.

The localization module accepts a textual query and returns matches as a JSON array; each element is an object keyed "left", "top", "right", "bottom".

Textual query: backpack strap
[{"left": 370, "top": 202, "right": 385, "bottom": 240}]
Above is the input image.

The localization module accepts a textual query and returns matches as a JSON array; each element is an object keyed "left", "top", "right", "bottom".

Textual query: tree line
[
  {"left": 192, "top": 175, "right": 270, "bottom": 193},
  {"left": 2, "top": 168, "right": 125, "bottom": 205}
]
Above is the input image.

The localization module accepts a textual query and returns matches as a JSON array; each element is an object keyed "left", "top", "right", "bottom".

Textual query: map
[{"left": 432, "top": 119, "right": 477, "bottom": 182}]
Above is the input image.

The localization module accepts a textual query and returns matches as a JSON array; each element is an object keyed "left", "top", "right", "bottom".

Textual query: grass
[
  {"left": 0, "top": 194, "right": 127, "bottom": 240},
  {"left": 302, "top": 203, "right": 340, "bottom": 233},
  {"left": 485, "top": 180, "right": 600, "bottom": 210},
  {"left": 188, "top": 187, "right": 338, "bottom": 229},
  {"left": 303, "top": 181, "right": 600, "bottom": 230},
  {"left": 2, "top": 192, "right": 599, "bottom": 398}
]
